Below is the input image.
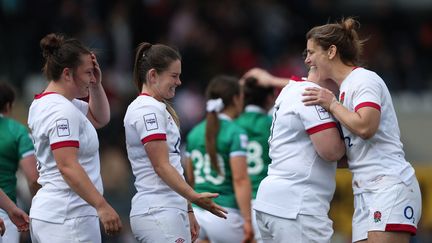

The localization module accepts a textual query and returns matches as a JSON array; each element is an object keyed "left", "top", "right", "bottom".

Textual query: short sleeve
[
  {"left": 299, "top": 104, "right": 337, "bottom": 135},
  {"left": 47, "top": 104, "right": 81, "bottom": 150},
  {"left": 135, "top": 104, "right": 167, "bottom": 144},
  {"left": 16, "top": 124, "right": 35, "bottom": 158},
  {"left": 229, "top": 128, "right": 248, "bottom": 157},
  {"left": 72, "top": 99, "right": 89, "bottom": 115},
  {"left": 352, "top": 77, "right": 382, "bottom": 112}
]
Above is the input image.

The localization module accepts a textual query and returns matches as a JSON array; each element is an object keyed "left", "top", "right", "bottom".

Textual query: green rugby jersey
[
  {"left": 186, "top": 115, "right": 248, "bottom": 209},
  {"left": 235, "top": 105, "right": 272, "bottom": 199},
  {"left": 0, "top": 115, "right": 34, "bottom": 202}
]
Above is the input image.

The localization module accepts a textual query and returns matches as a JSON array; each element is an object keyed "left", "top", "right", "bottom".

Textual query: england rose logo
[{"left": 373, "top": 211, "right": 382, "bottom": 223}]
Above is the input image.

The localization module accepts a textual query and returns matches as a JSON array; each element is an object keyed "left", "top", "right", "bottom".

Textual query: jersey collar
[
  {"left": 217, "top": 113, "right": 232, "bottom": 121},
  {"left": 34, "top": 92, "right": 57, "bottom": 99},
  {"left": 244, "top": 105, "right": 266, "bottom": 114}
]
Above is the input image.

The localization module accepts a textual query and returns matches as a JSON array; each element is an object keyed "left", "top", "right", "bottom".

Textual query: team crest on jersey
[
  {"left": 314, "top": 105, "right": 330, "bottom": 120},
  {"left": 56, "top": 119, "right": 70, "bottom": 137},
  {"left": 144, "top": 113, "right": 158, "bottom": 131},
  {"left": 373, "top": 211, "right": 382, "bottom": 223},
  {"left": 175, "top": 238, "right": 185, "bottom": 243},
  {"left": 340, "top": 92, "right": 345, "bottom": 104}
]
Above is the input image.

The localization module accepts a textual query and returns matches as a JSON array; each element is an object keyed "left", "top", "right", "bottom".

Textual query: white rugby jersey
[
  {"left": 28, "top": 92, "right": 102, "bottom": 223},
  {"left": 339, "top": 68, "right": 415, "bottom": 194},
  {"left": 124, "top": 93, "right": 187, "bottom": 216},
  {"left": 254, "top": 81, "right": 338, "bottom": 219}
]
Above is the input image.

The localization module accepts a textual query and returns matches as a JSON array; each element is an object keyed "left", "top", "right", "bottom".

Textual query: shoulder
[
  {"left": 186, "top": 121, "right": 206, "bottom": 142},
  {"left": 3, "top": 117, "right": 28, "bottom": 134},
  {"left": 350, "top": 68, "right": 382, "bottom": 83},
  {"left": 126, "top": 96, "right": 166, "bottom": 118},
  {"left": 224, "top": 120, "right": 247, "bottom": 135}
]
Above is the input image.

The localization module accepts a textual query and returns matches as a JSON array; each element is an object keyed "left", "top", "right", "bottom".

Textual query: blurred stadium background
[{"left": 1, "top": 0, "right": 431, "bottom": 242}]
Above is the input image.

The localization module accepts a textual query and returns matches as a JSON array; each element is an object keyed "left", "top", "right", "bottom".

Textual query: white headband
[{"left": 206, "top": 98, "right": 224, "bottom": 113}]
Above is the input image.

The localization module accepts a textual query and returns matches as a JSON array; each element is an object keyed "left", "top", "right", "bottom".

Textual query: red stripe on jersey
[
  {"left": 306, "top": 122, "right": 337, "bottom": 135},
  {"left": 385, "top": 224, "right": 417, "bottom": 234},
  {"left": 51, "top": 141, "right": 79, "bottom": 150},
  {"left": 34, "top": 92, "right": 57, "bottom": 99},
  {"left": 141, "top": 133, "right": 166, "bottom": 144},
  {"left": 140, "top": 93, "right": 151, "bottom": 97},
  {"left": 290, "top": 75, "right": 303, "bottom": 81},
  {"left": 355, "top": 102, "right": 381, "bottom": 112}
]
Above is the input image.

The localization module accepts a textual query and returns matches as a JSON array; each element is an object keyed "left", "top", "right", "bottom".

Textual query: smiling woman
[
  {"left": 27, "top": 33, "right": 122, "bottom": 243},
  {"left": 124, "top": 42, "right": 228, "bottom": 243},
  {"left": 302, "top": 17, "right": 422, "bottom": 243}
]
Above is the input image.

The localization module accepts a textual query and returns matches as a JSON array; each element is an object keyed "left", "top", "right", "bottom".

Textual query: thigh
[
  {"left": 251, "top": 200, "right": 263, "bottom": 243},
  {"left": 193, "top": 208, "right": 209, "bottom": 241},
  {"left": 72, "top": 216, "right": 101, "bottom": 243},
  {"left": 352, "top": 193, "right": 369, "bottom": 242},
  {"left": 353, "top": 181, "right": 422, "bottom": 243},
  {"left": 0, "top": 210, "right": 19, "bottom": 243},
  {"left": 130, "top": 208, "right": 191, "bottom": 243},
  {"left": 256, "top": 210, "right": 301, "bottom": 243},
  {"left": 207, "top": 208, "right": 243, "bottom": 243},
  {"left": 30, "top": 218, "right": 73, "bottom": 243},
  {"left": 299, "top": 215, "right": 333, "bottom": 243},
  {"left": 368, "top": 231, "right": 411, "bottom": 243},
  {"left": 195, "top": 207, "right": 243, "bottom": 243},
  {"left": 370, "top": 182, "right": 421, "bottom": 233}
]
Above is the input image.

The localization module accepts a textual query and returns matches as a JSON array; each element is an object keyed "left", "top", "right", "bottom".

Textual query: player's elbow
[
  {"left": 317, "top": 143, "right": 345, "bottom": 162},
  {"left": 357, "top": 127, "right": 375, "bottom": 140},
  {"left": 319, "top": 150, "right": 343, "bottom": 162}
]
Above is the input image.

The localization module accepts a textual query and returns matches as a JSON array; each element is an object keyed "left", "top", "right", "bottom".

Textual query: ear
[
  {"left": 62, "top": 67, "right": 73, "bottom": 81},
  {"left": 147, "top": 68, "right": 158, "bottom": 84},
  {"left": 328, "top": 45, "right": 337, "bottom": 60}
]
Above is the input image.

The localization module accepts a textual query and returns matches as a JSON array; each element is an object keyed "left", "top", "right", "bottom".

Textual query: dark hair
[
  {"left": 306, "top": 17, "right": 366, "bottom": 66},
  {"left": 133, "top": 42, "right": 181, "bottom": 92},
  {"left": 243, "top": 77, "right": 273, "bottom": 108},
  {"left": 205, "top": 75, "right": 241, "bottom": 173},
  {"left": 40, "top": 33, "right": 92, "bottom": 81},
  {"left": 0, "top": 82, "right": 15, "bottom": 113},
  {"left": 133, "top": 42, "right": 182, "bottom": 126}
]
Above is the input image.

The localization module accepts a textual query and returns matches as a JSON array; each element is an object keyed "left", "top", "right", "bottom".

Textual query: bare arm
[
  {"left": 87, "top": 53, "right": 110, "bottom": 128},
  {"left": 310, "top": 127, "right": 346, "bottom": 162},
  {"left": 53, "top": 147, "right": 122, "bottom": 235},
  {"left": 303, "top": 87, "right": 380, "bottom": 139},
  {"left": 145, "top": 140, "right": 227, "bottom": 218},
  {"left": 19, "top": 154, "right": 41, "bottom": 197},
  {"left": 0, "top": 189, "right": 29, "bottom": 232},
  {"left": 241, "top": 68, "right": 289, "bottom": 88},
  {"left": 230, "top": 156, "right": 254, "bottom": 243},
  {"left": 185, "top": 157, "right": 195, "bottom": 187}
]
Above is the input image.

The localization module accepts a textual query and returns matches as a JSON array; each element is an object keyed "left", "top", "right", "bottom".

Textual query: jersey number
[
  {"left": 247, "top": 141, "right": 264, "bottom": 175},
  {"left": 191, "top": 150, "right": 225, "bottom": 185}
]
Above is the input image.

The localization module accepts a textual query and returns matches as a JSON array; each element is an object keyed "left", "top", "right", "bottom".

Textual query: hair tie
[
  {"left": 142, "top": 44, "right": 153, "bottom": 58},
  {"left": 206, "top": 98, "right": 224, "bottom": 113}
]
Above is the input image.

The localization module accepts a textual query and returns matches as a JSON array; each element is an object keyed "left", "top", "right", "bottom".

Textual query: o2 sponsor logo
[{"left": 404, "top": 206, "right": 415, "bottom": 223}]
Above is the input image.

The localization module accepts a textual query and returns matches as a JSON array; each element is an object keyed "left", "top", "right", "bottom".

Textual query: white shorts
[
  {"left": 194, "top": 207, "right": 244, "bottom": 243},
  {"left": 0, "top": 209, "right": 19, "bottom": 243},
  {"left": 251, "top": 200, "right": 263, "bottom": 243},
  {"left": 130, "top": 207, "right": 191, "bottom": 243},
  {"left": 352, "top": 179, "right": 422, "bottom": 242},
  {"left": 255, "top": 210, "right": 333, "bottom": 243},
  {"left": 30, "top": 216, "right": 100, "bottom": 243}
]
